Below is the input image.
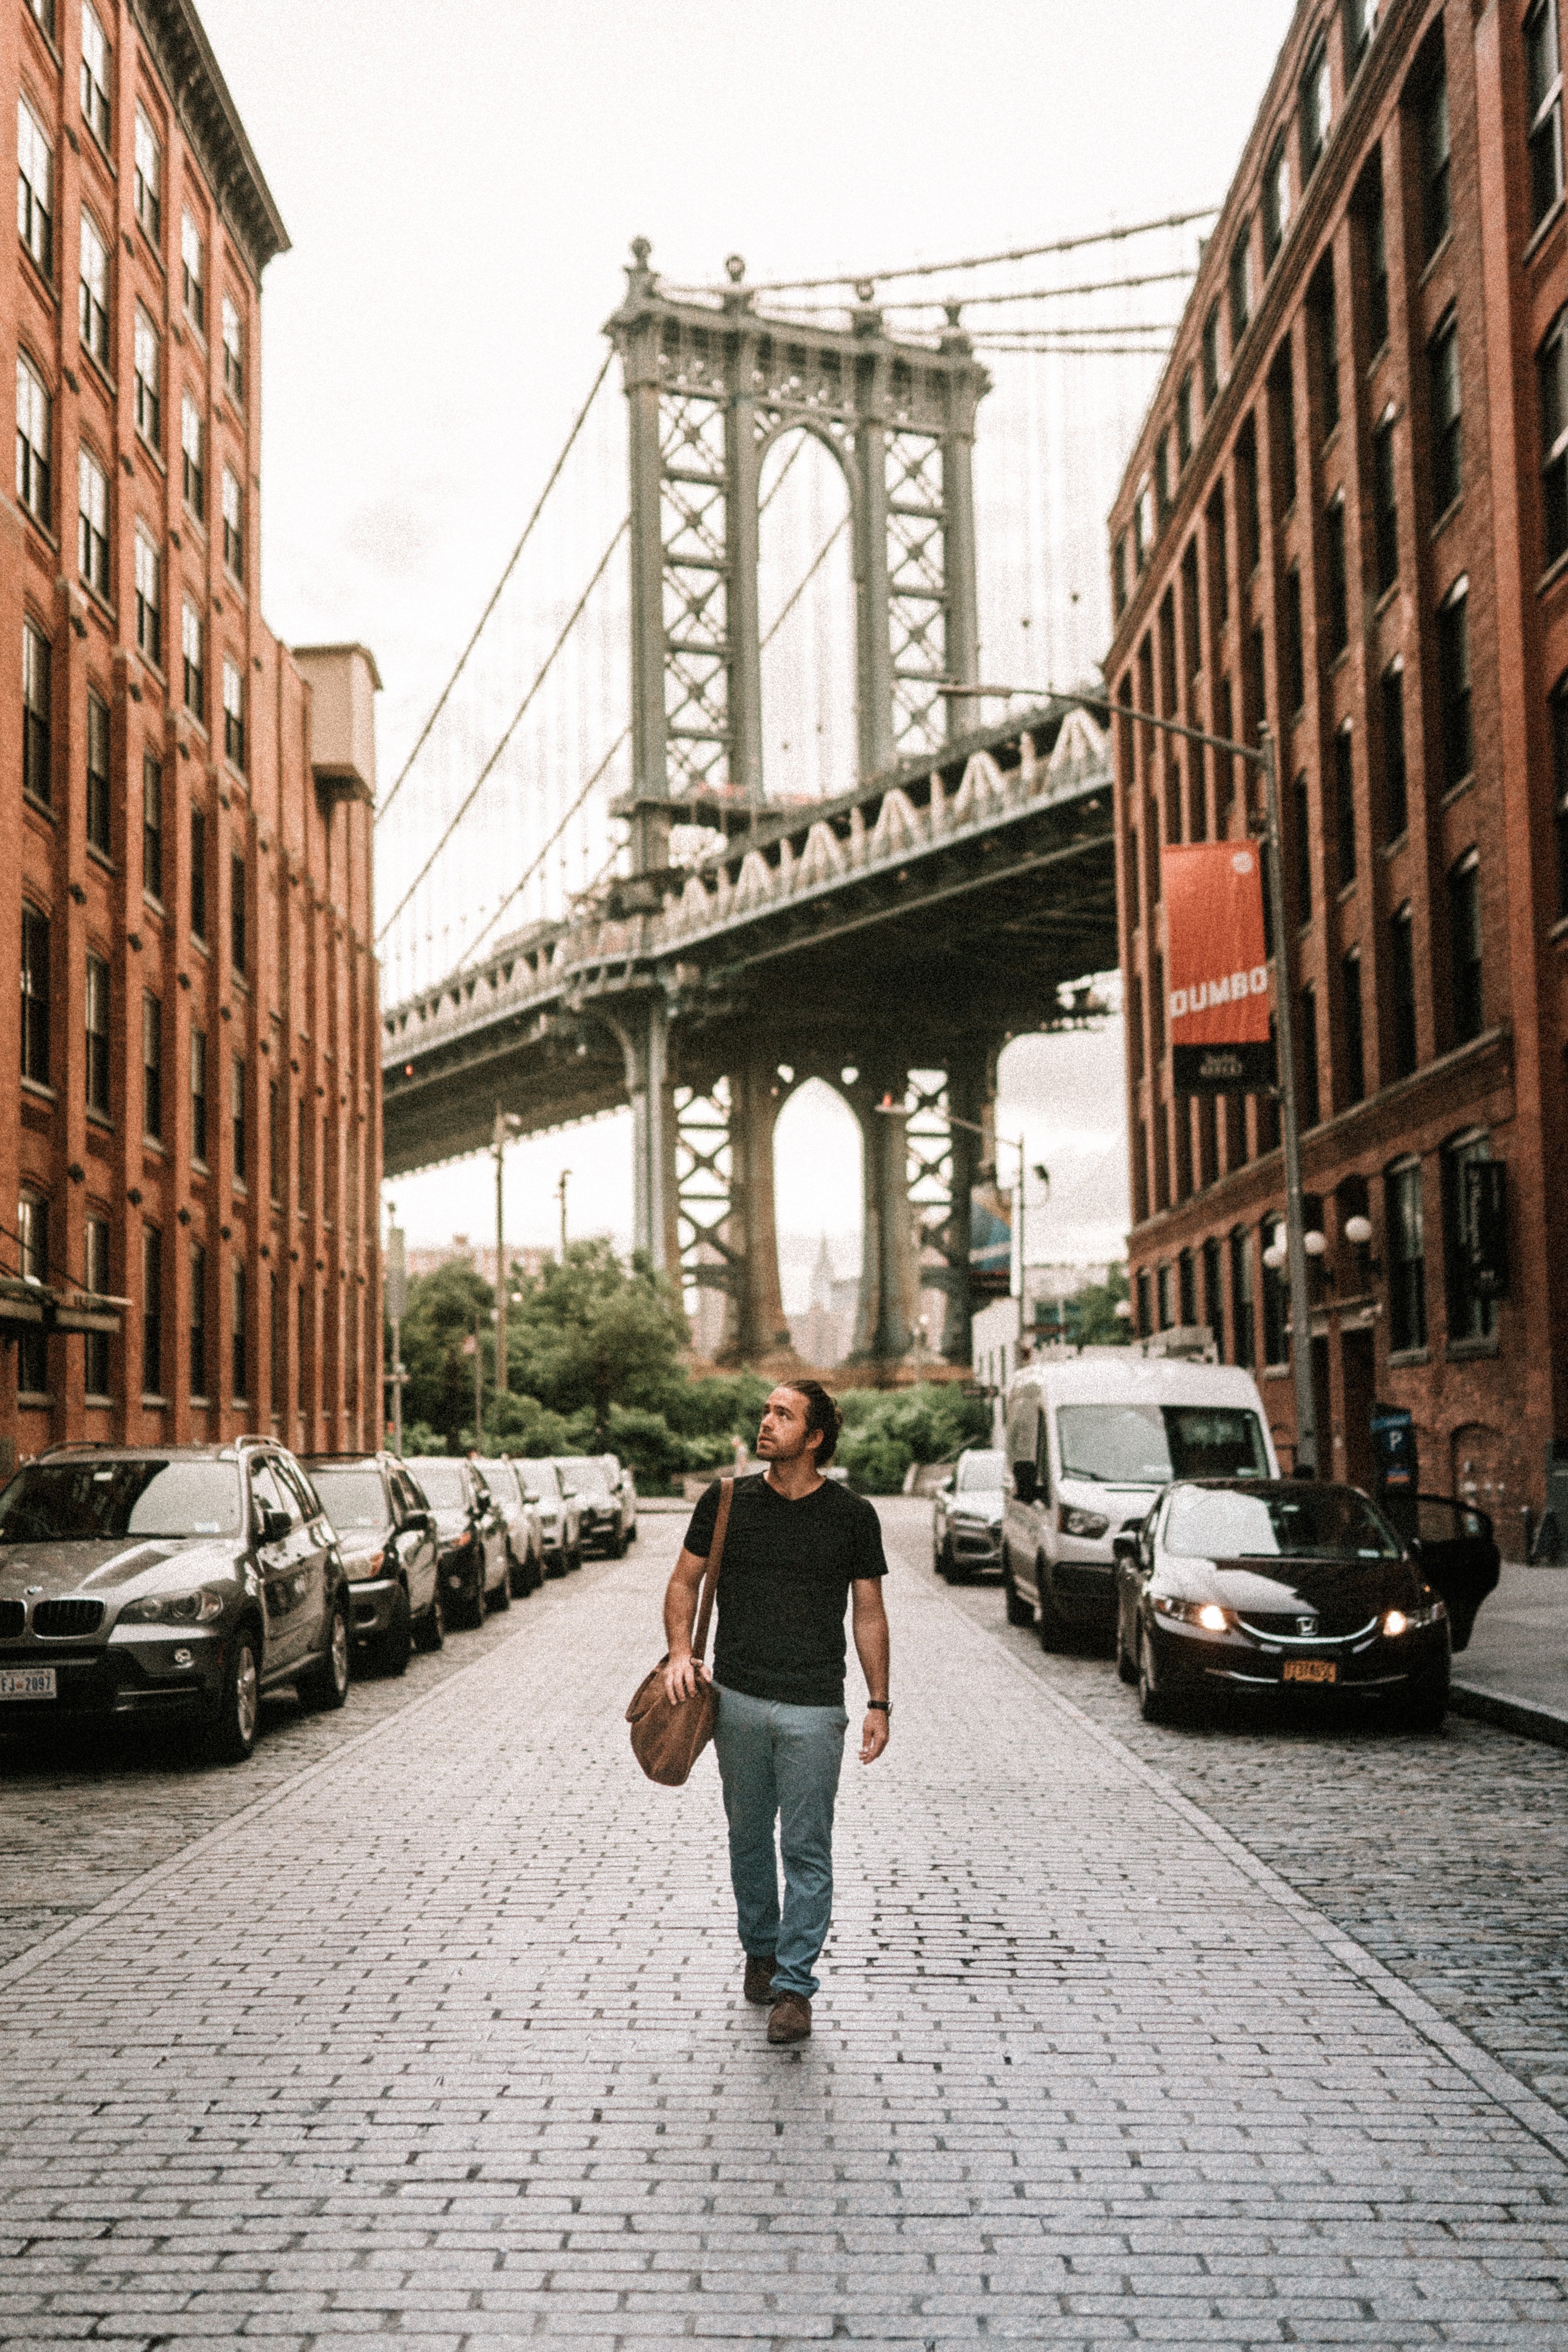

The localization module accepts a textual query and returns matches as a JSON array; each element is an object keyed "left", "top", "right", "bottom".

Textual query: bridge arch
[{"left": 756, "top": 427, "right": 857, "bottom": 808}]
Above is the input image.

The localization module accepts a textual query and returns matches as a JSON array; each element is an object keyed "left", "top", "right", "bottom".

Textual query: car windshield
[
  {"left": 410, "top": 1462, "right": 467, "bottom": 1509},
  {"left": 522, "top": 1461, "right": 559, "bottom": 1502},
  {"left": 558, "top": 1456, "right": 612, "bottom": 1494},
  {"left": 0, "top": 1459, "right": 241, "bottom": 1542},
  {"left": 1057, "top": 1403, "right": 1270, "bottom": 1485},
  {"left": 308, "top": 1467, "right": 390, "bottom": 1534},
  {"left": 1164, "top": 1484, "right": 1403, "bottom": 1561},
  {"left": 478, "top": 1461, "right": 518, "bottom": 1503},
  {"left": 955, "top": 1451, "right": 1006, "bottom": 1492}
]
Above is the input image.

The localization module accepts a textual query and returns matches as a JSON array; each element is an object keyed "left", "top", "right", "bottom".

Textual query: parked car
[
  {"left": 301, "top": 1452, "right": 442, "bottom": 1673},
  {"left": 554, "top": 1455, "right": 630, "bottom": 1557},
  {"left": 475, "top": 1457, "right": 545, "bottom": 1597},
  {"left": 403, "top": 1457, "right": 509, "bottom": 1629},
  {"left": 600, "top": 1453, "right": 638, "bottom": 1543},
  {"left": 1002, "top": 1354, "right": 1280, "bottom": 1650},
  {"left": 931, "top": 1448, "right": 1006, "bottom": 1581},
  {"left": 1113, "top": 1477, "right": 1451, "bottom": 1730},
  {"left": 515, "top": 1458, "right": 582, "bottom": 1576},
  {"left": 0, "top": 1440, "right": 351, "bottom": 1763}
]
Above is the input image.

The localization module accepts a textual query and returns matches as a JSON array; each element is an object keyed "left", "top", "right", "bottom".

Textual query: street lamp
[
  {"left": 943, "top": 680, "right": 1319, "bottom": 1475},
  {"left": 492, "top": 1105, "right": 523, "bottom": 1397}
]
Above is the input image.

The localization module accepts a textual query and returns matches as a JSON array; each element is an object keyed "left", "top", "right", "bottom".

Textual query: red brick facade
[
  {"left": 1, "top": 0, "right": 382, "bottom": 1463},
  {"left": 1107, "top": 0, "right": 1568, "bottom": 1550}
]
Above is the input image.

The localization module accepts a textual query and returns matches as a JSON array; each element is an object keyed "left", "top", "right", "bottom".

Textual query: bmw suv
[{"left": 0, "top": 1440, "right": 352, "bottom": 1763}]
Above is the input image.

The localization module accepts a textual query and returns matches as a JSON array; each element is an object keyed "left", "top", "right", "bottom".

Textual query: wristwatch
[{"left": 867, "top": 1699, "right": 891, "bottom": 1715}]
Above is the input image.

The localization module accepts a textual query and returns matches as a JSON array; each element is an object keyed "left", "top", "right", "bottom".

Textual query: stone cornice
[{"left": 129, "top": 0, "right": 290, "bottom": 282}]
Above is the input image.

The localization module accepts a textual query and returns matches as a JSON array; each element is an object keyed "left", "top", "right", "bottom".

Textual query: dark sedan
[
  {"left": 301, "top": 1454, "right": 443, "bottom": 1674},
  {"left": 1114, "top": 1478, "right": 1451, "bottom": 1731},
  {"left": 403, "top": 1458, "right": 509, "bottom": 1630}
]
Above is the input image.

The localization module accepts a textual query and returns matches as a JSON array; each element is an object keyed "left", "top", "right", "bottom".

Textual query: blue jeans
[{"left": 711, "top": 1684, "right": 849, "bottom": 2000}]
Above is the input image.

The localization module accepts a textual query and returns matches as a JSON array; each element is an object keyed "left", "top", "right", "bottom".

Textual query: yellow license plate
[{"left": 1283, "top": 1658, "right": 1337, "bottom": 1684}]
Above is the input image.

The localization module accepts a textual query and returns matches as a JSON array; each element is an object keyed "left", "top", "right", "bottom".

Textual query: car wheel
[
  {"left": 204, "top": 1627, "right": 261, "bottom": 1764},
  {"left": 412, "top": 1581, "right": 445, "bottom": 1653},
  {"left": 1036, "top": 1561, "right": 1068, "bottom": 1653},
  {"left": 1399, "top": 1674, "right": 1449, "bottom": 1733},
  {"left": 1137, "top": 1625, "right": 1171, "bottom": 1725},
  {"left": 612, "top": 1524, "right": 628, "bottom": 1559},
  {"left": 544, "top": 1546, "right": 565, "bottom": 1580},
  {"left": 508, "top": 1545, "right": 529, "bottom": 1600},
  {"left": 489, "top": 1552, "right": 512, "bottom": 1611},
  {"left": 937, "top": 1536, "right": 961, "bottom": 1583},
  {"left": 1002, "top": 1554, "right": 1033, "bottom": 1626},
  {"left": 366, "top": 1583, "right": 412, "bottom": 1678},
  {"left": 300, "top": 1599, "right": 352, "bottom": 1711},
  {"left": 453, "top": 1561, "right": 485, "bottom": 1629},
  {"left": 569, "top": 1542, "right": 583, "bottom": 1573},
  {"left": 1116, "top": 1603, "right": 1138, "bottom": 1684}
]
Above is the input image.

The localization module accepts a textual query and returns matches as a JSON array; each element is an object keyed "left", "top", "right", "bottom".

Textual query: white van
[{"left": 1000, "top": 1353, "right": 1280, "bottom": 1647}]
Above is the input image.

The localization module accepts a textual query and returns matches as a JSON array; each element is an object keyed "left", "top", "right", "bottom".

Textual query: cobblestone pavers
[{"left": 1, "top": 1507, "right": 1567, "bottom": 2345}]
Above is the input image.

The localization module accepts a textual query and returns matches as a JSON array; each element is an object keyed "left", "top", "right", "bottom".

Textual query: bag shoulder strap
[{"left": 691, "top": 1477, "right": 734, "bottom": 1664}]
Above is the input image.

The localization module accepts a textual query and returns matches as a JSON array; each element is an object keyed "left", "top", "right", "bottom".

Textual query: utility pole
[
  {"left": 493, "top": 1106, "right": 521, "bottom": 1395},
  {"left": 384, "top": 1216, "right": 407, "bottom": 1457},
  {"left": 556, "top": 1167, "right": 570, "bottom": 1259}
]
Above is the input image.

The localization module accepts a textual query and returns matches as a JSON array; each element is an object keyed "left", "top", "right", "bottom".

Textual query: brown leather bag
[{"left": 626, "top": 1478, "right": 734, "bottom": 1787}]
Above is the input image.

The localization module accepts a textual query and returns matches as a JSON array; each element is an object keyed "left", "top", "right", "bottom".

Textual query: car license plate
[
  {"left": 1283, "top": 1658, "right": 1337, "bottom": 1684},
  {"left": 0, "top": 1666, "right": 56, "bottom": 1701}
]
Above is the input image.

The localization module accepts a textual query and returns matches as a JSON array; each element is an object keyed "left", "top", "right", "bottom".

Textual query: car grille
[
  {"left": 1238, "top": 1607, "right": 1379, "bottom": 1643},
  {"left": 0, "top": 1601, "right": 23, "bottom": 1638},
  {"left": 33, "top": 1599, "right": 105, "bottom": 1638}
]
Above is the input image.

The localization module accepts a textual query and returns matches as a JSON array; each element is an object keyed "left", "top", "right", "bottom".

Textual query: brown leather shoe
[
  {"left": 767, "top": 1992, "right": 812, "bottom": 2045},
  {"left": 743, "top": 1954, "right": 777, "bottom": 2005}
]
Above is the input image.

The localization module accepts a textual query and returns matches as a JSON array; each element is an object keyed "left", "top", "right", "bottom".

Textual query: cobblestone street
[{"left": 4, "top": 1499, "right": 1568, "bottom": 2348}]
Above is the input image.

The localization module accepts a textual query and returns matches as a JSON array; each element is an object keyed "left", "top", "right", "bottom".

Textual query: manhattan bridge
[{"left": 376, "top": 217, "right": 1210, "bottom": 1373}]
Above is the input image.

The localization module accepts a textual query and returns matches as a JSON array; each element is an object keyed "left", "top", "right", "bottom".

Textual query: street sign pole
[
  {"left": 385, "top": 1221, "right": 408, "bottom": 1457},
  {"left": 1257, "top": 728, "right": 1317, "bottom": 1476}
]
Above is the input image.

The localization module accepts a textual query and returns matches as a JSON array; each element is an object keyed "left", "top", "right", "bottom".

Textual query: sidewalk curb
[{"left": 1451, "top": 1675, "right": 1568, "bottom": 1750}]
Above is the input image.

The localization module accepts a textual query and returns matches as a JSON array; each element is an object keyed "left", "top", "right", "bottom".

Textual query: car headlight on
[
  {"left": 1384, "top": 1600, "right": 1446, "bottom": 1635},
  {"left": 120, "top": 1587, "right": 225, "bottom": 1626},
  {"left": 1153, "top": 1594, "right": 1233, "bottom": 1631},
  {"left": 1057, "top": 1502, "right": 1110, "bottom": 1540},
  {"left": 348, "top": 1550, "right": 386, "bottom": 1583},
  {"left": 450, "top": 1530, "right": 472, "bottom": 1548}
]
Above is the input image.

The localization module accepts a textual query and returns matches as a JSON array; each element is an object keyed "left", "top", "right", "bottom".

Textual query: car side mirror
[
  {"left": 1012, "top": 1461, "right": 1037, "bottom": 1507},
  {"left": 938, "top": 1476, "right": 953, "bottom": 1495},
  {"left": 259, "top": 1507, "right": 291, "bottom": 1546},
  {"left": 1112, "top": 1533, "right": 1140, "bottom": 1564}
]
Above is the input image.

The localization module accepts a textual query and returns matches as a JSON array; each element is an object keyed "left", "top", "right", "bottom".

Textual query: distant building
[
  {"left": 1107, "top": 0, "right": 1568, "bottom": 1546},
  {"left": 792, "top": 1235, "right": 860, "bottom": 1369},
  {"left": 406, "top": 1236, "right": 549, "bottom": 1291}
]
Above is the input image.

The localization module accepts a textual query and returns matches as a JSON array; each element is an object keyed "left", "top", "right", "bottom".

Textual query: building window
[
  {"left": 190, "top": 1242, "right": 207, "bottom": 1398},
  {"left": 1372, "top": 413, "right": 1398, "bottom": 594},
  {"left": 1263, "top": 135, "right": 1290, "bottom": 267},
  {"left": 1299, "top": 984, "right": 1321, "bottom": 1126},
  {"left": 17, "top": 99, "right": 52, "bottom": 276},
  {"left": 18, "top": 1194, "right": 48, "bottom": 1392},
  {"left": 15, "top": 354, "right": 50, "bottom": 525},
  {"left": 182, "top": 601, "right": 203, "bottom": 718},
  {"left": 1421, "top": 53, "right": 1452, "bottom": 258},
  {"left": 1154, "top": 434, "right": 1171, "bottom": 525},
  {"left": 1324, "top": 497, "right": 1349, "bottom": 658},
  {"left": 86, "top": 688, "right": 110, "bottom": 854},
  {"left": 298, "top": 1101, "right": 310, "bottom": 1200},
  {"left": 1553, "top": 676, "right": 1568, "bottom": 913},
  {"left": 190, "top": 807, "right": 207, "bottom": 940},
  {"left": 1228, "top": 222, "right": 1253, "bottom": 348},
  {"left": 80, "top": 3, "right": 111, "bottom": 146},
  {"left": 222, "top": 467, "right": 244, "bottom": 576},
  {"left": 134, "top": 528, "right": 161, "bottom": 666},
  {"left": 232, "top": 1051, "right": 247, "bottom": 1183},
  {"left": 85, "top": 1214, "right": 110, "bottom": 1396},
  {"left": 1229, "top": 1226, "right": 1255, "bottom": 1366},
  {"left": 1386, "top": 1158, "right": 1426, "bottom": 1351},
  {"left": 1541, "top": 308, "right": 1568, "bottom": 566},
  {"left": 143, "top": 752, "right": 163, "bottom": 898},
  {"left": 1300, "top": 35, "right": 1332, "bottom": 174},
  {"left": 22, "top": 621, "right": 50, "bottom": 807},
  {"left": 190, "top": 1026, "right": 207, "bottom": 1164},
  {"left": 180, "top": 210, "right": 204, "bottom": 332},
  {"left": 142, "top": 991, "right": 162, "bottom": 1140},
  {"left": 1391, "top": 902, "right": 1417, "bottom": 1078},
  {"left": 231, "top": 855, "right": 247, "bottom": 975},
  {"left": 1112, "top": 533, "right": 1127, "bottom": 619},
  {"left": 181, "top": 391, "right": 204, "bottom": 518},
  {"left": 142, "top": 1225, "right": 162, "bottom": 1395},
  {"left": 1341, "top": 949, "right": 1365, "bottom": 1105},
  {"left": 1202, "top": 301, "right": 1222, "bottom": 408},
  {"left": 1381, "top": 659, "right": 1408, "bottom": 842},
  {"left": 133, "top": 307, "right": 160, "bottom": 448},
  {"left": 1364, "top": 159, "right": 1389, "bottom": 353},
  {"left": 1155, "top": 1261, "right": 1173, "bottom": 1332},
  {"left": 85, "top": 951, "right": 109, "bottom": 1114},
  {"left": 1429, "top": 312, "right": 1462, "bottom": 517},
  {"left": 1294, "top": 773, "right": 1312, "bottom": 922},
  {"left": 1334, "top": 725, "right": 1357, "bottom": 885},
  {"left": 1202, "top": 1234, "right": 1226, "bottom": 1356},
  {"left": 232, "top": 1259, "right": 247, "bottom": 1400},
  {"left": 1449, "top": 849, "right": 1483, "bottom": 1042},
  {"left": 1178, "top": 1249, "right": 1196, "bottom": 1328},
  {"left": 1443, "top": 1132, "right": 1495, "bottom": 1343},
  {"left": 1177, "top": 370, "right": 1194, "bottom": 466},
  {"left": 268, "top": 1079, "right": 281, "bottom": 1203},
  {"left": 1282, "top": 566, "right": 1304, "bottom": 713},
  {"left": 1527, "top": 0, "right": 1565, "bottom": 231},
  {"left": 1270, "top": 345, "right": 1297, "bottom": 511},
  {"left": 223, "top": 657, "right": 245, "bottom": 769},
  {"left": 221, "top": 292, "right": 244, "bottom": 402},
  {"left": 79, "top": 212, "right": 109, "bottom": 366},
  {"left": 78, "top": 447, "right": 108, "bottom": 596},
  {"left": 1437, "top": 580, "right": 1473, "bottom": 789},
  {"left": 1261, "top": 1231, "right": 1288, "bottom": 1367},
  {"left": 134, "top": 108, "right": 161, "bottom": 244},
  {"left": 1345, "top": 0, "right": 1378, "bottom": 75},
  {"left": 1133, "top": 476, "right": 1153, "bottom": 570},
  {"left": 20, "top": 903, "right": 49, "bottom": 1084}
]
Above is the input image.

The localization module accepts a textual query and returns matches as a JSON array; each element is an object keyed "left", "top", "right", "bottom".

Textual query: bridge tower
[{"left": 606, "top": 242, "right": 992, "bottom": 1369}]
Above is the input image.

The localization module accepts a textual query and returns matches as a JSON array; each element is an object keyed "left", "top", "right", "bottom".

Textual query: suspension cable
[
  {"left": 761, "top": 517, "right": 849, "bottom": 651},
  {"left": 374, "top": 350, "right": 615, "bottom": 829},
  {"left": 760, "top": 267, "right": 1197, "bottom": 319},
  {"left": 664, "top": 206, "right": 1219, "bottom": 298},
  {"left": 376, "top": 519, "right": 628, "bottom": 945}
]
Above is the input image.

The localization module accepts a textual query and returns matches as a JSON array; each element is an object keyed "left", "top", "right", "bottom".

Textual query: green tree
[
  {"left": 1066, "top": 1264, "right": 1132, "bottom": 1345},
  {"left": 396, "top": 1258, "right": 494, "bottom": 1452},
  {"left": 505, "top": 1239, "right": 690, "bottom": 1440},
  {"left": 837, "top": 1383, "right": 991, "bottom": 1495}
]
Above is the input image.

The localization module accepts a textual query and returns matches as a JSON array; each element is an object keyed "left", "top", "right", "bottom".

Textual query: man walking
[{"left": 662, "top": 1381, "right": 891, "bottom": 2046}]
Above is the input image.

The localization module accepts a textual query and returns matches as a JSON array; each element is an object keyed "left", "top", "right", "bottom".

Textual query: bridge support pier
[
  {"left": 718, "top": 1053, "right": 795, "bottom": 1368},
  {"left": 614, "top": 999, "right": 678, "bottom": 1277},
  {"left": 936, "top": 1049, "right": 992, "bottom": 1366},
  {"left": 849, "top": 1068, "right": 921, "bottom": 1366}
]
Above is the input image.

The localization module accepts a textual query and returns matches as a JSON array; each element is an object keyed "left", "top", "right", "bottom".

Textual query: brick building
[
  {"left": 3, "top": 0, "right": 381, "bottom": 1463},
  {"left": 1107, "top": 0, "right": 1568, "bottom": 1547}
]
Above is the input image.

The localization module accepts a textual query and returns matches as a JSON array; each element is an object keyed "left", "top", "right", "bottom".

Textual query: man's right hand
[{"left": 663, "top": 1651, "right": 712, "bottom": 1705}]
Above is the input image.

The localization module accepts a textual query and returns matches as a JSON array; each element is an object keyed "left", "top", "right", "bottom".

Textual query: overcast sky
[{"left": 198, "top": 0, "right": 1296, "bottom": 1299}]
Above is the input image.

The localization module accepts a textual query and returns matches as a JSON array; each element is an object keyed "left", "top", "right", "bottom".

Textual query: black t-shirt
[{"left": 684, "top": 1471, "right": 887, "bottom": 1708}]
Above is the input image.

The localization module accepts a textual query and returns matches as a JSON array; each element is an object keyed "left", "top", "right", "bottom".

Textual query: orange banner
[{"left": 1162, "top": 841, "right": 1274, "bottom": 1092}]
